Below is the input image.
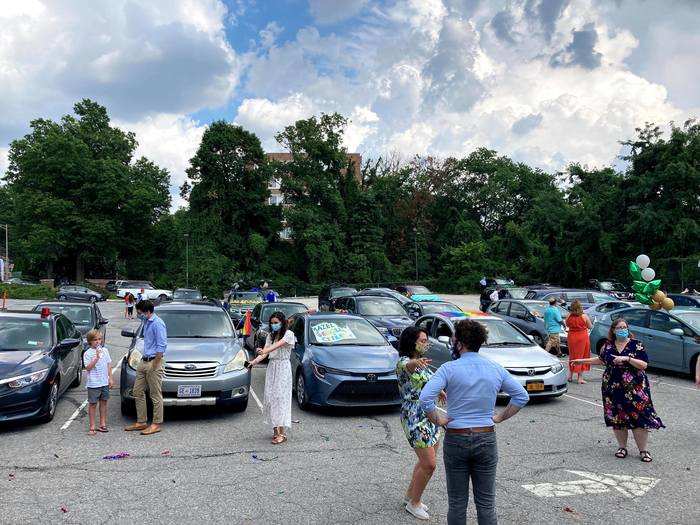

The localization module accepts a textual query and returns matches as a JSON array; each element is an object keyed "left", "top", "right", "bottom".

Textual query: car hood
[
  {"left": 309, "top": 344, "right": 398, "bottom": 373},
  {"left": 0, "top": 350, "right": 52, "bottom": 378},
  {"left": 365, "top": 316, "right": 414, "bottom": 328},
  {"left": 148, "top": 338, "right": 243, "bottom": 364},
  {"left": 480, "top": 345, "right": 559, "bottom": 368}
]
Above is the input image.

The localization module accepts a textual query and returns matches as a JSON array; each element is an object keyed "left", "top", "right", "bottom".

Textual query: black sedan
[
  {"left": 243, "top": 301, "right": 309, "bottom": 351},
  {"left": 33, "top": 301, "right": 108, "bottom": 345},
  {"left": 56, "top": 285, "right": 104, "bottom": 302},
  {"left": 0, "top": 309, "right": 83, "bottom": 424}
]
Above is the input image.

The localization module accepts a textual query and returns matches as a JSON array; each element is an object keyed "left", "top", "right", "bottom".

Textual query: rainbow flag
[{"left": 242, "top": 310, "right": 252, "bottom": 336}]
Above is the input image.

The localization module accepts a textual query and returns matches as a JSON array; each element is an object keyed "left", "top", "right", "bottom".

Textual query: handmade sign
[{"left": 311, "top": 322, "right": 357, "bottom": 343}]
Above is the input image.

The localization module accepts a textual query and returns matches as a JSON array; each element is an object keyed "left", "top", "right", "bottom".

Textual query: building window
[
  {"left": 268, "top": 194, "right": 284, "bottom": 206},
  {"left": 269, "top": 178, "right": 281, "bottom": 190},
  {"left": 280, "top": 227, "right": 292, "bottom": 240}
]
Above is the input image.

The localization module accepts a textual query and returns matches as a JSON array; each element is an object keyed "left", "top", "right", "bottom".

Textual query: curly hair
[
  {"left": 569, "top": 299, "right": 584, "bottom": 316},
  {"left": 454, "top": 319, "right": 488, "bottom": 353},
  {"left": 398, "top": 326, "right": 427, "bottom": 358}
]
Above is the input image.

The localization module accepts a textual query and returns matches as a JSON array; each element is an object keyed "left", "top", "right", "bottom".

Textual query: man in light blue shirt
[
  {"left": 543, "top": 297, "right": 565, "bottom": 356},
  {"left": 125, "top": 300, "right": 167, "bottom": 435},
  {"left": 420, "top": 319, "right": 528, "bottom": 525}
]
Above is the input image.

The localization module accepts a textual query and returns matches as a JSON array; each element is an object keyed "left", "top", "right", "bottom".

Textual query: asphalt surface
[{"left": 1, "top": 297, "right": 698, "bottom": 524}]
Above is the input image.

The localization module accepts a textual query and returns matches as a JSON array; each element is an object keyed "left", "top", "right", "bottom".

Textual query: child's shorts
[{"left": 87, "top": 386, "right": 110, "bottom": 404}]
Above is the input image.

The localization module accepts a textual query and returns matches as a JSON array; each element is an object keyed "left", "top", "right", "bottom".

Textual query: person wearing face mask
[
  {"left": 396, "top": 326, "right": 445, "bottom": 520},
  {"left": 249, "top": 311, "right": 296, "bottom": 444},
  {"left": 571, "top": 317, "right": 664, "bottom": 462}
]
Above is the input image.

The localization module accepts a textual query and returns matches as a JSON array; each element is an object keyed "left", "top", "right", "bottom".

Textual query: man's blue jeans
[{"left": 443, "top": 432, "right": 498, "bottom": 525}]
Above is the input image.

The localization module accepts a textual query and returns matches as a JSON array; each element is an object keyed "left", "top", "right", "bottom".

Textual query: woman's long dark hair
[
  {"left": 399, "top": 326, "right": 427, "bottom": 358},
  {"left": 268, "top": 311, "right": 287, "bottom": 342}
]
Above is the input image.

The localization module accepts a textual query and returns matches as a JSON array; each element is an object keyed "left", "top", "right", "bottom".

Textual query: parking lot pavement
[{"left": 1, "top": 299, "right": 698, "bottom": 524}]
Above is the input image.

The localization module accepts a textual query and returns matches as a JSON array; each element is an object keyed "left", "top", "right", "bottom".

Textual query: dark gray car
[
  {"left": 244, "top": 301, "right": 309, "bottom": 351},
  {"left": 33, "top": 301, "right": 108, "bottom": 345},
  {"left": 56, "top": 285, "right": 103, "bottom": 303},
  {"left": 489, "top": 299, "right": 569, "bottom": 350}
]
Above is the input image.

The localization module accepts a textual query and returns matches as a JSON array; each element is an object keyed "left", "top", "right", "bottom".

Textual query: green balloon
[
  {"left": 635, "top": 292, "right": 653, "bottom": 305},
  {"left": 632, "top": 281, "right": 647, "bottom": 293},
  {"left": 629, "top": 261, "right": 643, "bottom": 281},
  {"left": 643, "top": 279, "right": 661, "bottom": 295}
]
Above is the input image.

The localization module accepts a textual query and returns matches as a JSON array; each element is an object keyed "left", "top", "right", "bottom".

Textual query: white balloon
[
  {"left": 641, "top": 267, "right": 656, "bottom": 282},
  {"left": 636, "top": 254, "right": 650, "bottom": 269}
]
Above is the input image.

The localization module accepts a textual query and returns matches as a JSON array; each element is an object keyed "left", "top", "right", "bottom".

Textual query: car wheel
[
  {"left": 296, "top": 372, "right": 309, "bottom": 410},
  {"left": 531, "top": 333, "right": 544, "bottom": 347},
  {"left": 69, "top": 364, "right": 81, "bottom": 388},
  {"left": 120, "top": 398, "right": 135, "bottom": 416},
  {"left": 230, "top": 396, "right": 249, "bottom": 413},
  {"left": 58, "top": 295, "right": 67, "bottom": 301},
  {"left": 39, "top": 382, "right": 59, "bottom": 423},
  {"left": 689, "top": 354, "right": 698, "bottom": 377}
]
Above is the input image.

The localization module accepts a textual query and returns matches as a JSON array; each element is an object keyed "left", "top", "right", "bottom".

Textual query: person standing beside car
[
  {"left": 249, "top": 311, "right": 295, "bottom": 444},
  {"left": 124, "top": 300, "right": 167, "bottom": 436},
  {"left": 419, "top": 319, "right": 528, "bottom": 525},
  {"left": 543, "top": 297, "right": 565, "bottom": 356},
  {"left": 565, "top": 299, "right": 592, "bottom": 384}
]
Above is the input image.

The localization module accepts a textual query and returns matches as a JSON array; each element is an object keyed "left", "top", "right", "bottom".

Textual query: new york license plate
[
  {"left": 526, "top": 381, "right": 545, "bottom": 392},
  {"left": 177, "top": 385, "right": 202, "bottom": 398}
]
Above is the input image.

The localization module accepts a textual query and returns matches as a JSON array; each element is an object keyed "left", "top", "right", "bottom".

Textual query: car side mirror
[
  {"left": 99, "top": 319, "right": 109, "bottom": 325},
  {"left": 58, "top": 338, "right": 80, "bottom": 350},
  {"left": 121, "top": 329, "right": 136, "bottom": 338},
  {"left": 669, "top": 328, "right": 684, "bottom": 337},
  {"left": 437, "top": 336, "right": 450, "bottom": 344}
]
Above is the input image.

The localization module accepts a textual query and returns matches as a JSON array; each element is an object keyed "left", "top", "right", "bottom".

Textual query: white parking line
[
  {"left": 60, "top": 364, "right": 121, "bottom": 431},
  {"left": 562, "top": 393, "right": 603, "bottom": 408},
  {"left": 250, "top": 386, "right": 264, "bottom": 413}
]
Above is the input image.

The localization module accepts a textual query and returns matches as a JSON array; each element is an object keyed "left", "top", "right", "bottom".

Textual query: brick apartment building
[{"left": 265, "top": 152, "right": 362, "bottom": 239}]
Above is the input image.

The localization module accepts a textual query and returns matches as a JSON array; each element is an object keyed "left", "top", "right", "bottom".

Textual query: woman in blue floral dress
[
  {"left": 396, "top": 326, "right": 443, "bottom": 520},
  {"left": 571, "top": 317, "right": 664, "bottom": 463}
]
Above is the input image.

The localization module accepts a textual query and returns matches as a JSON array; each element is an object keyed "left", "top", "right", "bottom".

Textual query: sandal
[
  {"left": 97, "top": 426, "right": 109, "bottom": 433},
  {"left": 88, "top": 429, "right": 96, "bottom": 436},
  {"left": 271, "top": 435, "right": 287, "bottom": 445},
  {"left": 640, "top": 451, "right": 652, "bottom": 463},
  {"left": 614, "top": 447, "right": 628, "bottom": 459}
]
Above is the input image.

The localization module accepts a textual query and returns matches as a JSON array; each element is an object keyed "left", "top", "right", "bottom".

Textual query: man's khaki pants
[
  {"left": 133, "top": 359, "right": 164, "bottom": 424},
  {"left": 544, "top": 333, "right": 561, "bottom": 356}
]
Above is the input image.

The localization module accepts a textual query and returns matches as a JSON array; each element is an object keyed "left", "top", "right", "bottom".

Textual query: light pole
[
  {"left": 413, "top": 226, "right": 418, "bottom": 281},
  {"left": 184, "top": 233, "right": 189, "bottom": 288}
]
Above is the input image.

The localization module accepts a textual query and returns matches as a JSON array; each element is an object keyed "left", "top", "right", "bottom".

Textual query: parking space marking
[
  {"left": 250, "top": 386, "right": 263, "bottom": 413},
  {"left": 523, "top": 470, "right": 660, "bottom": 498},
  {"left": 562, "top": 393, "right": 603, "bottom": 408}
]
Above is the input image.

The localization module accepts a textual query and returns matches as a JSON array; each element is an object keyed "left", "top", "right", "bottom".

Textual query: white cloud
[
  {"left": 308, "top": 0, "right": 368, "bottom": 24},
  {"left": 0, "top": 148, "right": 9, "bottom": 179},
  {"left": 0, "top": 0, "right": 239, "bottom": 143}
]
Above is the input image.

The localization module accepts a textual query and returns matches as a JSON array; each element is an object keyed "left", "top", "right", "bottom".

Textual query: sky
[{"left": 1, "top": 0, "right": 698, "bottom": 208}]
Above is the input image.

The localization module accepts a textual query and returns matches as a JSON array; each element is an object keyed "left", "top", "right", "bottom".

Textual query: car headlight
[
  {"left": 224, "top": 349, "right": 247, "bottom": 373},
  {"left": 550, "top": 362, "right": 564, "bottom": 374},
  {"left": 0, "top": 368, "right": 50, "bottom": 389},
  {"left": 128, "top": 349, "right": 143, "bottom": 369}
]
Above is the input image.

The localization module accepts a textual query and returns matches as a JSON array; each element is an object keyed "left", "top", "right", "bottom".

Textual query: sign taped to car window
[{"left": 312, "top": 322, "right": 357, "bottom": 343}]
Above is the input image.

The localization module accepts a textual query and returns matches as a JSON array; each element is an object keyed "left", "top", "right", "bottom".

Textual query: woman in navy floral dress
[
  {"left": 396, "top": 326, "right": 443, "bottom": 520},
  {"left": 571, "top": 317, "right": 664, "bottom": 462}
]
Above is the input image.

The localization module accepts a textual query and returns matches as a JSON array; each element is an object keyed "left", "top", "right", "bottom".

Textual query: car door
[
  {"left": 94, "top": 305, "right": 108, "bottom": 341},
  {"left": 55, "top": 316, "right": 78, "bottom": 394},
  {"left": 646, "top": 311, "right": 687, "bottom": 370},
  {"left": 290, "top": 318, "right": 306, "bottom": 378},
  {"left": 248, "top": 303, "right": 263, "bottom": 349},
  {"left": 507, "top": 302, "right": 530, "bottom": 333}
]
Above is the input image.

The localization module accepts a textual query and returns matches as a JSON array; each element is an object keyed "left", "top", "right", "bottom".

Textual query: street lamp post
[
  {"left": 413, "top": 227, "right": 418, "bottom": 281},
  {"left": 184, "top": 233, "right": 189, "bottom": 288}
]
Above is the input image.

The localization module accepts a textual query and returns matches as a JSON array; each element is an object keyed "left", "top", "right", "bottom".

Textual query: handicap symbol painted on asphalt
[{"left": 522, "top": 470, "right": 659, "bottom": 499}]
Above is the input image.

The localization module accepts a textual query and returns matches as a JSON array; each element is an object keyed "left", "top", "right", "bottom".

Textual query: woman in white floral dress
[{"left": 249, "top": 311, "right": 296, "bottom": 444}]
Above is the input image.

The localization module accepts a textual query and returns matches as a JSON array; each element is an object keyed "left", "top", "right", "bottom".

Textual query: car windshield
[
  {"left": 507, "top": 287, "right": 528, "bottom": 299},
  {"left": 309, "top": 318, "right": 387, "bottom": 346},
  {"left": 409, "top": 286, "right": 431, "bottom": 294},
  {"left": 0, "top": 318, "right": 52, "bottom": 350},
  {"left": 675, "top": 312, "right": 700, "bottom": 332},
  {"left": 476, "top": 319, "right": 534, "bottom": 346},
  {"left": 528, "top": 302, "right": 568, "bottom": 318},
  {"left": 35, "top": 305, "right": 93, "bottom": 325},
  {"left": 157, "top": 311, "right": 234, "bottom": 338},
  {"left": 231, "top": 292, "right": 261, "bottom": 301},
  {"left": 261, "top": 304, "right": 308, "bottom": 322},
  {"left": 330, "top": 288, "right": 357, "bottom": 299},
  {"left": 420, "top": 302, "right": 462, "bottom": 314},
  {"left": 357, "top": 298, "right": 407, "bottom": 316},
  {"left": 600, "top": 281, "right": 630, "bottom": 292},
  {"left": 173, "top": 289, "right": 202, "bottom": 300}
]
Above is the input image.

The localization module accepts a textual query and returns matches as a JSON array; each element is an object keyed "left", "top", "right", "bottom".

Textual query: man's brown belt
[{"left": 446, "top": 426, "right": 495, "bottom": 434}]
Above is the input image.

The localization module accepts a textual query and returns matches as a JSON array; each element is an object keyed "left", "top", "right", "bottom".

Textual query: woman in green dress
[{"left": 396, "top": 326, "right": 444, "bottom": 521}]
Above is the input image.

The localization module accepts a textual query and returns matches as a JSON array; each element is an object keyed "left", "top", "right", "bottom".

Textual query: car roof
[
  {"left": 156, "top": 301, "right": 223, "bottom": 311},
  {"left": 0, "top": 310, "right": 60, "bottom": 320},
  {"left": 421, "top": 310, "right": 498, "bottom": 322},
  {"left": 36, "top": 301, "right": 94, "bottom": 308},
  {"left": 174, "top": 288, "right": 200, "bottom": 292},
  {"left": 261, "top": 301, "right": 307, "bottom": 307}
]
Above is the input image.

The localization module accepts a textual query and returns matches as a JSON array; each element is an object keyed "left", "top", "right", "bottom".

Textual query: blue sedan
[
  {"left": 0, "top": 309, "right": 83, "bottom": 424},
  {"left": 289, "top": 313, "right": 400, "bottom": 409}
]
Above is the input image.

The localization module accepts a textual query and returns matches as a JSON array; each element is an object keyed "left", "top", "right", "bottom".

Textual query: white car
[{"left": 116, "top": 280, "right": 172, "bottom": 302}]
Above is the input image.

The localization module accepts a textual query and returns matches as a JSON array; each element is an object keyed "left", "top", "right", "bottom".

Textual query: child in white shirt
[{"left": 83, "top": 330, "right": 112, "bottom": 435}]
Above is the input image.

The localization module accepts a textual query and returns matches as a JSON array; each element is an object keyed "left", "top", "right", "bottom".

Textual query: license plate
[
  {"left": 177, "top": 385, "right": 202, "bottom": 398},
  {"left": 526, "top": 381, "right": 545, "bottom": 392}
]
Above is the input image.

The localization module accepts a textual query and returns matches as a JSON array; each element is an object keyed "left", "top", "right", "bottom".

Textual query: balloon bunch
[{"left": 629, "top": 254, "right": 674, "bottom": 311}]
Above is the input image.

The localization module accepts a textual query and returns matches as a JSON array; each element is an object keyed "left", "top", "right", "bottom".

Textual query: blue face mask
[
  {"left": 270, "top": 322, "right": 281, "bottom": 332},
  {"left": 137, "top": 313, "right": 147, "bottom": 321},
  {"left": 615, "top": 328, "right": 629, "bottom": 339}
]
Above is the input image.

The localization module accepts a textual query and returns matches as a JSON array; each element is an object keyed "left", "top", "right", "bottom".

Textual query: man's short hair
[
  {"left": 454, "top": 319, "right": 488, "bottom": 353},
  {"left": 136, "top": 300, "right": 154, "bottom": 313},
  {"left": 548, "top": 297, "right": 557, "bottom": 305}
]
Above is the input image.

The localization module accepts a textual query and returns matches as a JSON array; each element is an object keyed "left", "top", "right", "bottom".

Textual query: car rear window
[
  {"left": 157, "top": 311, "right": 234, "bottom": 338},
  {"left": 0, "top": 318, "right": 52, "bottom": 350},
  {"left": 330, "top": 288, "right": 357, "bottom": 299},
  {"left": 34, "top": 305, "right": 92, "bottom": 326}
]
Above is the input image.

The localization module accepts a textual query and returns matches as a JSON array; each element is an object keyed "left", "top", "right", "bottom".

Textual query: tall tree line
[{"left": 1, "top": 100, "right": 698, "bottom": 296}]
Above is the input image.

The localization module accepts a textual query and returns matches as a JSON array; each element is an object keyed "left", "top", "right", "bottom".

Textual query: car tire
[
  {"left": 58, "top": 295, "right": 67, "bottom": 301},
  {"left": 295, "top": 371, "right": 310, "bottom": 410},
  {"left": 531, "top": 333, "right": 544, "bottom": 347},
  {"left": 39, "top": 381, "right": 59, "bottom": 423},
  {"left": 120, "top": 398, "right": 136, "bottom": 416},
  {"left": 690, "top": 354, "right": 699, "bottom": 377},
  {"left": 230, "top": 396, "right": 249, "bottom": 413},
  {"left": 69, "top": 364, "right": 81, "bottom": 388}
]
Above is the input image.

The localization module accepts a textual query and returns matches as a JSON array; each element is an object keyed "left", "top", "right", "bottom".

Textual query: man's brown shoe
[
  {"left": 124, "top": 423, "right": 148, "bottom": 431},
  {"left": 140, "top": 425, "right": 161, "bottom": 436}
]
